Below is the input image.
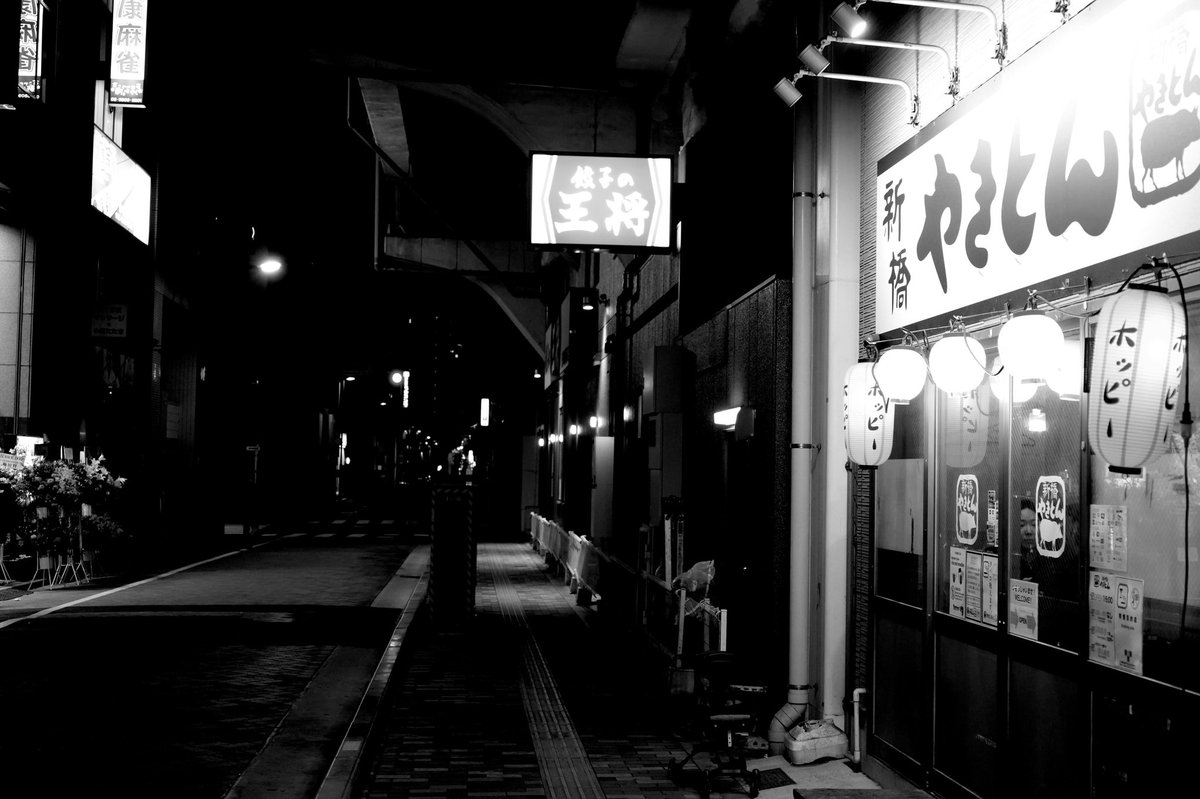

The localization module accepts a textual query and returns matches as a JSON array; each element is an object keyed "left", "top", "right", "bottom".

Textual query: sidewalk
[{"left": 342, "top": 541, "right": 892, "bottom": 799}]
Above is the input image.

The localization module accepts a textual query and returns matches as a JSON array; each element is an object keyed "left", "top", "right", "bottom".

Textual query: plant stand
[
  {"left": 51, "top": 552, "right": 85, "bottom": 588},
  {"left": 28, "top": 553, "right": 55, "bottom": 590}
]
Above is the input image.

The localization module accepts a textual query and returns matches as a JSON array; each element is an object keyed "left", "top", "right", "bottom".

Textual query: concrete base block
[{"left": 785, "top": 719, "right": 848, "bottom": 765}]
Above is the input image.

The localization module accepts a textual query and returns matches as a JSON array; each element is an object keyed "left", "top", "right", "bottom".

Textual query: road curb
[{"left": 314, "top": 545, "right": 430, "bottom": 799}]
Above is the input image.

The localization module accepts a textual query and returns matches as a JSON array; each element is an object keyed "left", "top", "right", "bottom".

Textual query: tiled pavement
[
  {"left": 354, "top": 541, "right": 891, "bottom": 799},
  {"left": 359, "top": 543, "right": 721, "bottom": 799}
]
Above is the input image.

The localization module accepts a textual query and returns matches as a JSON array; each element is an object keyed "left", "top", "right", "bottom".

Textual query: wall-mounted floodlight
[
  {"left": 863, "top": 0, "right": 1007, "bottom": 63},
  {"left": 798, "top": 44, "right": 830, "bottom": 75},
  {"left": 832, "top": 2, "right": 869, "bottom": 37},
  {"left": 819, "top": 32, "right": 959, "bottom": 99},
  {"left": 713, "top": 407, "right": 741, "bottom": 428},
  {"left": 773, "top": 77, "right": 804, "bottom": 107},
  {"left": 257, "top": 257, "right": 283, "bottom": 276},
  {"left": 794, "top": 68, "right": 919, "bottom": 125}
]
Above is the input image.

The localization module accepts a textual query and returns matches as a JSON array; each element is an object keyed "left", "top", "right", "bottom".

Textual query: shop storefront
[{"left": 853, "top": 0, "right": 1200, "bottom": 796}]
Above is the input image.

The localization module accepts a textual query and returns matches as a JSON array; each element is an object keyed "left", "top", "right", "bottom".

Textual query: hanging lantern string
[
  {"left": 1119, "top": 255, "right": 1193, "bottom": 665},
  {"left": 951, "top": 316, "right": 1003, "bottom": 376}
]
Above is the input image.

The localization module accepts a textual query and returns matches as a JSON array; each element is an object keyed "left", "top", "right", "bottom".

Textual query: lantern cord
[
  {"left": 1136, "top": 256, "right": 1196, "bottom": 671},
  {"left": 1026, "top": 291, "right": 1097, "bottom": 319}
]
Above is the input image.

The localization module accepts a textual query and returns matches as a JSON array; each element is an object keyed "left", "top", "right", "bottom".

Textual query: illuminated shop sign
[
  {"left": 90, "top": 126, "right": 151, "bottom": 244},
  {"left": 530, "top": 152, "right": 673, "bottom": 251},
  {"left": 109, "top": 0, "right": 149, "bottom": 107},
  {"left": 875, "top": 0, "right": 1200, "bottom": 334},
  {"left": 17, "top": 1, "right": 45, "bottom": 101}
]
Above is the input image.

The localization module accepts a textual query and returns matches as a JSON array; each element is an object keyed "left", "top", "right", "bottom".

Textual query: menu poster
[
  {"left": 1089, "top": 572, "right": 1144, "bottom": 675},
  {"left": 965, "top": 550, "right": 983, "bottom": 622},
  {"left": 986, "top": 489, "right": 998, "bottom": 548},
  {"left": 1010, "top": 579, "right": 1039, "bottom": 639},
  {"left": 1089, "top": 504, "right": 1128, "bottom": 572},
  {"left": 949, "top": 546, "right": 966, "bottom": 617},
  {"left": 981, "top": 553, "right": 998, "bottom": 627}
]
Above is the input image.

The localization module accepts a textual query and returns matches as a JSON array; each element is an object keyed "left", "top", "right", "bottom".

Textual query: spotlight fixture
[
  {"left": 798, "top": 44, "right": 830, "bottom": 75},
  {"left": 832, "top": 1, "right": 869, "bottom": 38},
  {"left": 773, "top": 77, "right": 803, "bottom": 107}
]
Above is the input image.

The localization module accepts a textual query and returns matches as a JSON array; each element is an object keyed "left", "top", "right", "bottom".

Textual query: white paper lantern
[
  {"left": 843, "top": 362, "right": 894, "bottom": 467},
  {"left": 1087, "top": 285, "right": 1186, "bottom": 474},
  {"left": 873, "top": 345, "right": 928, "bottom": 403},
  {"left": 998, "top": 310, "right": 1064, "bottom": 381},
  {"left": 928, "top": 333, "right": 986, "bottom": 395}
]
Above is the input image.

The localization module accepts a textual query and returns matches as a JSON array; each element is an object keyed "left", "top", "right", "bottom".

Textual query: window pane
[
  {"left": 936, "top": 361, "right": 1003, "bottom": 625},
  {"left": 1007, "top": 335, "right": 1084, "bottom": 652},
  {"left": 875, "top": 397, "right": 927, "bottom": 608},
  {"left": 1087, "top": 301, "right": 1200, "bottom": 686}
]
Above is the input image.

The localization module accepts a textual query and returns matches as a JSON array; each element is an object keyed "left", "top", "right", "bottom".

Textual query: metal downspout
[{"left": 768, "top": 98, "right": 818, "bottom": 756}]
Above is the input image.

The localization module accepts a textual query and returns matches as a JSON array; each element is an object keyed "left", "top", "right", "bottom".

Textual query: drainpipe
[
  {"left": 768, "top": 93, "right": 818, "bottom": 756},
  {"left": 851, "top": 687, "right": 867, "bottom": 764}
]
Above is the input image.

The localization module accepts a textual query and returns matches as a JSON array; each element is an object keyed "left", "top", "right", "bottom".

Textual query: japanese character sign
[
  {"left": 874, "top": 0, "right": 1200, "bottom": 335},
  {"left": 109, "top": 0, "right": 150, "bottom": 106},
  {"left": 1034, "top": 475, "right": 1066, "bottom": 558},
  {"left": 955, "top": 474, "right": 980, "bottom": 545},
  {"left": 531, "top": 153, "right": 672, "bottom": 250},
  {"left": 17, "top": 1, "right": 44, "bottom": 100}
]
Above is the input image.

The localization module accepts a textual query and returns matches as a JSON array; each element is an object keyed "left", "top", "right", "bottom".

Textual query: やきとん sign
[{"left": 876, "top": 0, "right": 1200, "bottom": 333}]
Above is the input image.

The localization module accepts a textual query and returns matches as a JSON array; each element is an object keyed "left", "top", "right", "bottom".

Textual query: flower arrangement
[
  {"left": 17, "top": 458, "right": 79, "bottom": 510},
  {"left": 1, "top": 453, "right": 129, "bottom": 557},
  {"left": 72, "top": 456, "right": 125, "bottom": 510}
]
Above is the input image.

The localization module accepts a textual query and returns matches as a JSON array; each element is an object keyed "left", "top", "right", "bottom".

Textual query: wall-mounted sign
[
  {"left": 1009, "top": 578, "right": 1039, "bottom": 639},
  {"left": 530, "top": 152, "right": 672, "bottom": 251},
  {"left": 91, "top": 304, "right": 129, "bottom": 338},
  {"left": 109, "top": 0, "right": 149, "bottom": 106},
  {"left": 91, "top": 126, "right": 151, "bottom": 244},
  {"left": 1089, "top": 504, "right": 1128, "bottom": 571},
  {"left": 1088, "top": 572, "right": 1144, "bottom": 674},
  {"left": 875, "top": 0, "right": 1200, "bottom": 334},
  {"left": 17, "top": 1, "right": 45, "bottom": 101}
]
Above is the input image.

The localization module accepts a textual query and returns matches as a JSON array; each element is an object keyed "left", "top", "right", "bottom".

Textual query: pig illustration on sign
[{"left": 1140, "top": 107, "right": 1200, "bottom": 190}]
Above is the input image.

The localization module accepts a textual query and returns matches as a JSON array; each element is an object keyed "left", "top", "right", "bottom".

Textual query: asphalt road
[{"left": 0, "top": 528, "right": 413, "bottom": 798}]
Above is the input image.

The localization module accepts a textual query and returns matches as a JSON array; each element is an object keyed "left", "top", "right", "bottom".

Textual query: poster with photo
[
  {"left": 1088, "top": 572, "right": 1144, "bottom": 674},
  {"left": 1010, "top": 579, "right": 1038, "bottom": 639},
  {"left": 949, "top": 546, "right": 966, "bottom": 617},
  {"left": 965, "top": 550, "right": 982, "bottom": 621},
  {"left": 1035, "top": 475, "right": 1066, "bottom": 558},
  {"left": 1089, "top": 504, "right": 1128, "bottom": 572},
  {"left": 956, "top": 474, "right": 979, "bottom": 545}
]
